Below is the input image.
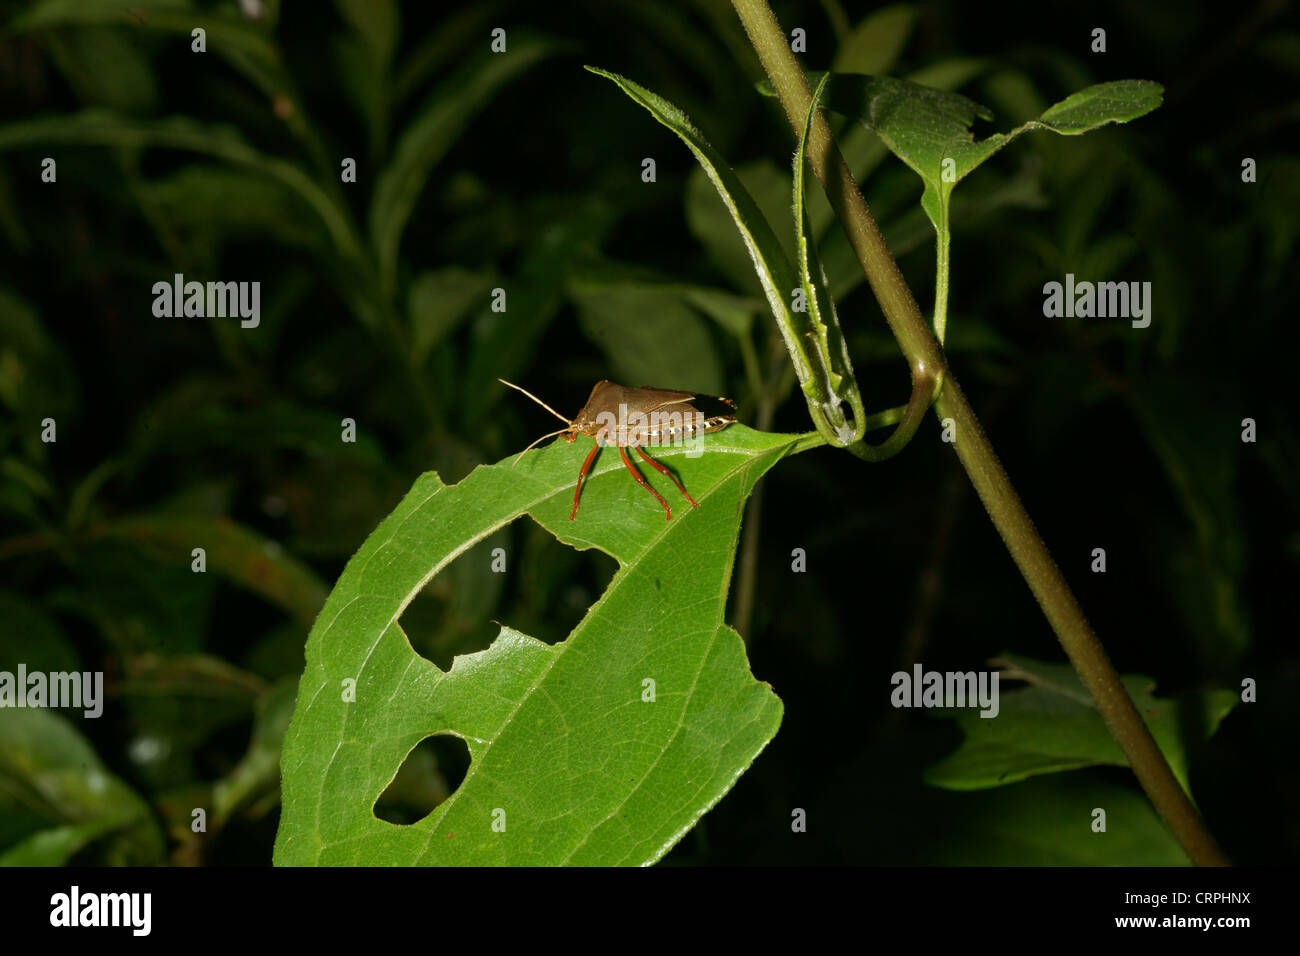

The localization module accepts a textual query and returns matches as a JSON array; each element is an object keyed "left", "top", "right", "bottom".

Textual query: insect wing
[
  {"left": 569, "top": 381, "right": 736, "bottom": 446},
  {"left": 640, "top": 391, "right": 736, "bottom": 444}
]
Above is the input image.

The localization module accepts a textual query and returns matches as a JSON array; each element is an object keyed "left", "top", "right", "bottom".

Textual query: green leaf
[
  {"left": 685, "top": 160, "right": 795, "bottom": 296},
  {"left": 676, "top": 286, "right": 758, "bottom": 339},
  {"left": 925, "top": 654, "right": 1239, "bottom": 794},
  {"left": 43, "top": 25, "right": 160, "bottom": 114},
  {"left": 792, "top": 74, "right": 865, "bottom": 441},
  {"left": 124, "top": 386, "right": 388, "bottom": 472},
  {"left": 588, "top": 66, "right": 797, "bottom": 322},
  {"left": 781, "top": 74, "right": 1162, "bottom": 232},
  {"left": 148, "top": 165, "right": 324, "bottom": 251},
  {"left": 13, "top": 1, "right": 311, "bottom": 149},
  {"left": 89, "top": 514, "right": 328, "bottom": 627},
  {"left": 276, "top": 424, "right": 800, "bottom": 865},
  {"left": 370, "top": 36, "right": 557, "bottom": 295},
  {"left": 15, "top": 1, "right": 267, "bottom": 58},
  {"left": 117, "top": 654, "right": 267, "bottom": 788},
  {"left": 0, "top": 590, "right": 80, "bottom": 675},
  {"left": 332, "top": 0, "right": 401, "bottom": 153},
  {"left": 570, "top": 283, "right": 724, "bottom": 395},
  {"left": 0, "top": 458, "right": 55, "bottom": 526},
  {"left": 921, "top": 773, "right": 1191, "bottom": 865},
  {"left": 213, "top": 676, "right": 299, "bottom": 826},
  {"left": 408, "top": 268, "right": 494, "bottom": 367},
  {"left": 831, "top": 4, "right": 916, "bottom": 75},
  {"left": 392, "top": 5, "right": 500, "bottom": 106},
  {"left": 0, "top": 287, "right": 79, "bottom": 431},
  {"left": 568, "top": 257, "right": 760, "bottom": 341},
  {"left": 0, "top": 709, "right": 163, "bottom": 865},
  {"left": 0, "top": 111, "right": 361, "bottom": 262},
  {"left": 810, "top": 57, "right": 990, "bottom": 239},
  {"left": 334, "top": 0, "right": 399, "bottom": 68},
  {"left": 459, "top": 196, "right": 618, "bottom": 429},
  {"left": 0, "top": 821, "right": 123, "bottom": 866},
  {"left": 586, "top": 66, "right": 847, "bottom": 447},
  {"left": 1036, "top": 81, "right": 1165, "bottom": 133},
  {"left": 761, "top": 72, "right": 1159, "bottom": 343},
  {"left": 49, "top": 541, "right": 215, "bottom": 656},
  {"left": 1131, "top": 373, "right": 1251, "bottom": 666}
]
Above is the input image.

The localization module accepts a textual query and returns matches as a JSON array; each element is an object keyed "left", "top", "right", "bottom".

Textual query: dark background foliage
[{"left": 0, "top": 0, "right": 1295, "bottom": 865}]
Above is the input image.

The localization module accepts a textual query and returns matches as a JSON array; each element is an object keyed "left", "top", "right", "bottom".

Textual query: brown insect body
[
  {"left": 570, "top": 381, "right": 736, "bottom": 446},
  {"left": 500, "top": 379, "right": 736, "bottom": 521}
]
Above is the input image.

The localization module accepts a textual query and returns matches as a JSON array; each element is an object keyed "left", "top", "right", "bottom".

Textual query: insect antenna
[
  {"left": 510, "top": 426, "right": 571, "bottom": 468},
  {"left": 497, "top": 378, "right": 572, "bottom": 425}
]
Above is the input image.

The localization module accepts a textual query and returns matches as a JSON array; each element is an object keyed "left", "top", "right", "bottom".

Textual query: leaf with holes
[{"left": 274, "top": 424, "right": 800, "bottom": 865}]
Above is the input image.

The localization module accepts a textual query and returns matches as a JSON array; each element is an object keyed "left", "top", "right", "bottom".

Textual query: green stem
[
  {"left": 845, "top": 366, "right": 937, "bottom": 462},
  {"left": 730, "top": 0, "right": 1228, "bottom": 867},
  {"left": 789, "top": 431, "right": 829, "bottom": 456},
  {"left": 735, "top": 324, "right": 800, "bottom": 641},
  {"left": 737, "top": 327, "right": 767, "bottom": 419},
  {"left": 860, "top": 402, "right": 909, "bottom": 432},
  {"left": 933, "top": 204, "right": 951, "bottom": 344}
]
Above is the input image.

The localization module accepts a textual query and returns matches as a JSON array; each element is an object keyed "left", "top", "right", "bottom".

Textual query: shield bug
[{"left": 499, "top": 379, "right": 737, "bottom": 520}]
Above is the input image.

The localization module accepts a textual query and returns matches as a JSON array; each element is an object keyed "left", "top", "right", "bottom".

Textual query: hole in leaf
[
  {"left": 373, "top": 733, "right": 471, "bottom": 825},
  {"left": 400, "top": 515, "right": 616, "bottom": 671}
]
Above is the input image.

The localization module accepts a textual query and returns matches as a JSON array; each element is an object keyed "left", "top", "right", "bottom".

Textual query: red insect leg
[
  {"left": 635, "top": 446, "right": 698, "bottom": 509},
  {"left": 618, "top": 445, "right": 672, "bottom": 520},
  {"left": 570, "top": 443, "right": 601, "bottom": 521}
]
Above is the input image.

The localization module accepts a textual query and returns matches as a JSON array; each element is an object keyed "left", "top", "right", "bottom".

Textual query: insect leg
[
  {"left": 635, "top": 446, "right": 699, "bottom": 509},
  {"left": 618, "top": 444, "right": 671, "bottom": 520},
  {"left": 570, "top": 443, "right": 601, "bottom": 520}
]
